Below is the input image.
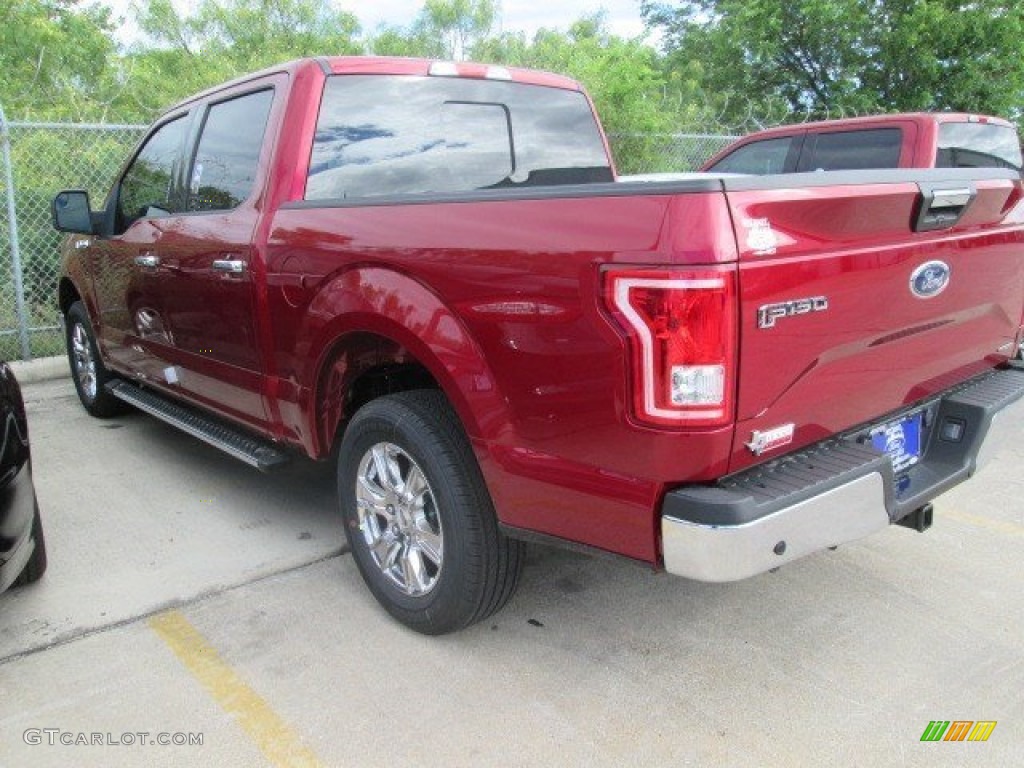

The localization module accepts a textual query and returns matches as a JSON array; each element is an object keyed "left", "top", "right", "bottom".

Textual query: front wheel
[
  {"left": 65, "top": 301, "right": 126, "bottom": 417},
  {"left": 338, "top": 390, "right": 523, "bottom": 634}
]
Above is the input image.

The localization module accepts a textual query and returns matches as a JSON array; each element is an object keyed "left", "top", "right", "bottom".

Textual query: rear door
[
  {"left": 724, "top": 168, "right": 1024, "bottom": 473},
  {"left": 794, "top": 124, "right": 912, "bottom": 171}
]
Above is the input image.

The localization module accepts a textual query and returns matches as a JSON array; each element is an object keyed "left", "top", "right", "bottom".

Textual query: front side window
[
  {"left": 188, "top": 89, "right": 274, "bottom": 211},
  {"left": 797, "top": 128, "right": 902, "bottom": 171},
  {"left": 118, "top": 115, "right": 189, "bottom": 230},
  {"left": 936, "top": 123, "right": 1022, "bottom": 172},
  {"left": 306, "top": 75, "right": 612, "bottom": 200},
  {"left": 707, "top": 137, "right": 796, "bottom": 175}
]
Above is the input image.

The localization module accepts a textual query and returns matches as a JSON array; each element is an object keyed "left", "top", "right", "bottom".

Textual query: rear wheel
[
  {"left": 338, "top": 390, "right": 523, "bottom": 634},
  {"left": 66, "top": 301, "right": 125, "bottom": 417}
]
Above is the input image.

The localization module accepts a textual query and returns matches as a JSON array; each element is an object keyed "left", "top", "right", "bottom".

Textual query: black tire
[
  {"left": 338, "top": 390, "right": 524, "bottom": 634},
  {"left": 65, "top": 301, "right": 126, "bottom": 417},
  {"left": 13, "top": 503, "right": 47, "bottom": 587}
]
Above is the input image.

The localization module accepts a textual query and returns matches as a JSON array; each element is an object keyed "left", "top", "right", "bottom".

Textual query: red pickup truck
[
  {"left": 52, "top": 57, "right": 1024, "bottom": 634},
  {"left": 701, "top": 112, "right": 1023, "bottom": 175}
]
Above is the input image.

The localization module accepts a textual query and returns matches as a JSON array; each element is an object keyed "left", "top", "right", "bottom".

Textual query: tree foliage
[
  {"left": 476, "top": 15, "right": 693, "bottom": 136},
  {"left": 643, "top": 0, "right": 1024, "bottom": 125},
  {"left": 371, "top": 0, "right": 497, "bottom": 60},
  {"left": 123, "top": 0, "right": 363, "bottom": 118},
  {"left": 0, "top": 0, "right": 122, "bottom": 120},
  {"left": 3, "top": 0, "right": 1024, "bottom": 131}
]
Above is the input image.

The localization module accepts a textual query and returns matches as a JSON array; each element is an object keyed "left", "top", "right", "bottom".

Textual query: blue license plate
[{"left": 871, "top": 413, "right": 923, "bottom": 474}]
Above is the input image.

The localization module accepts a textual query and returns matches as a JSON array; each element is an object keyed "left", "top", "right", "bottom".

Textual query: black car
[{"left": 0, "top": 362, "right": 46, "bottom": 591}]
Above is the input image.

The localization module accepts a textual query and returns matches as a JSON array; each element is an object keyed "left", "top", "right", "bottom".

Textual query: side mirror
[{"left": 52, "top": 190, "right": 96, "bottom": 234}]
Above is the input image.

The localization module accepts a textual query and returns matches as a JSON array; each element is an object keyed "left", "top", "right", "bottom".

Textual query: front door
[
  {"left": 152, "top": 86, "right": 277, "bottom": 429},
  {"left": 92, "top": 112, "right": 191, "bottom": 380}
]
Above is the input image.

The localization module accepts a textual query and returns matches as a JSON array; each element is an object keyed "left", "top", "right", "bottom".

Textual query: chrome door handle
[
  {"left": 134, "top": 253, "right": 160, "bottom": 268},
  {"left": 212, "top": 259, "right": 246, "bottom": 274}
]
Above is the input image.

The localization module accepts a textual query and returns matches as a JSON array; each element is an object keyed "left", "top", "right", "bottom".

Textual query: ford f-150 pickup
[
  {"left": 52, "top": 57, "right": 1024, "bottom": 634},
  {"left": 701, "top": 112, "right": 1023, "bottom": 175}
]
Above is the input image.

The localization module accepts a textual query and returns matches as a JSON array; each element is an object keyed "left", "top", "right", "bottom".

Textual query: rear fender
[{"left": 302, "top": 266, "right": 506, "bottom": 456}]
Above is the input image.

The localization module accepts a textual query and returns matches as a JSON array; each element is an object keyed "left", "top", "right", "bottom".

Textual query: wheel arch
[
  {"left": 58, "top": 277, "right": 81, "bottom": 316},
  {"left": 303, "top": 266, "right": 508, "bottom": 458}
]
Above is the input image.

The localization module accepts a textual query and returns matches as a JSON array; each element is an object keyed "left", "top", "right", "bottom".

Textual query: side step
[{"left": 106, "top": 380, "right": 291, "bottom": 471}]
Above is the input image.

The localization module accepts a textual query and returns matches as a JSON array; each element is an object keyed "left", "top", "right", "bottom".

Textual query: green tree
[
  {"left": 0, "top": 0, "right": 123, "bottom": 121},
  {"left": 124, "top": 0, "right": 363, "bottom": 118},
  {"left": 476, "top": 14, "right": 712, "bottom": 170},
  {"left": 643, "top": 0, "right": 1024, "bottom": 125},
  {"left": 478, "top": 16, "right": 682, "bottom": 134},
  {"left": 370, "top": 0, "right": 497, "bottom": 60}
]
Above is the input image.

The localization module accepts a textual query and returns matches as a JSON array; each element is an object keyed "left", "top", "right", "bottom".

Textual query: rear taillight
[{"left": 604, "top": 269, "right": 737, "bottom": 428}]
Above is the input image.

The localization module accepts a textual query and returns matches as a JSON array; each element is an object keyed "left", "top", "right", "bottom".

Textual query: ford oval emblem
[{"left": 910, "top": 260, "right": 951, "bottom": 299}]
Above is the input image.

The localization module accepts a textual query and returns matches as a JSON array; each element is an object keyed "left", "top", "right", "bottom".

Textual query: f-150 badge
[
  {"left": 757, "top": 296, "right": 829, "bottom": 329},
  {"left": 746, "top": 424, "right": 795, "bottom": 456}
]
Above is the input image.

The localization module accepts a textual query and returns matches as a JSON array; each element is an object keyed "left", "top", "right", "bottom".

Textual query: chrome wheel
[
  {"left": 70, "top": 322, "right": 97, "bottom": 400},
  {"left": 355, "top": 442, "right": 443, "bottom": 596}
]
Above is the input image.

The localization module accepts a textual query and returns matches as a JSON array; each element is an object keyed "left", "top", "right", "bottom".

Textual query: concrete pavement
[{"left": 1, "top": 377, "right": 1022, "bottom": 767}]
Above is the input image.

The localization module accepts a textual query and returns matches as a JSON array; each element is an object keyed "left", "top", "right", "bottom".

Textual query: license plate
[{"left": 871, "top": 413, "right": 923, "bottom": 474}]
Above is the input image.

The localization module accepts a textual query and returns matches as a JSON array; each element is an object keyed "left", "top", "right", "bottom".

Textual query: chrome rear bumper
[{"left": 661, "top": 368, "right": 1024, "bottom": 582}]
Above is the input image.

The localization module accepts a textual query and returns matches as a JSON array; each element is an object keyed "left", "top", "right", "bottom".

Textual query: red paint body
[{"left": 59, "top": 59, "right": 1024, "bottom": 566}]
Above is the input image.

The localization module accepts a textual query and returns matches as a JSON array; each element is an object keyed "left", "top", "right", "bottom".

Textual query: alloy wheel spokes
[
  {"left": 71, "top": 323, "right": 97, "bottom": 399},
  {"left": 355, "top": 443, "right": 443, "bottom": 596}
]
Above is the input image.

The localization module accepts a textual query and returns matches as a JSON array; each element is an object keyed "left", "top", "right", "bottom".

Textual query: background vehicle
[
  {"left": 52, "top": 58, "right": 1024, "bottom": 634},
  {"left": 0, "top": 362, "right": 47, "bottom": 593},
  {"left": 701, "top": 113, "right": 1023, "bottom": 175}
]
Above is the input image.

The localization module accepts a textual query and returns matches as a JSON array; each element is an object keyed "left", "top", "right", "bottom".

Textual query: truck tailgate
[{"left": 722, "top": 169, "right": 1024, "bottom": 473}]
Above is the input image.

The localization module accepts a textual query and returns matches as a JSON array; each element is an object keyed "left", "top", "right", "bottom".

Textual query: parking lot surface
[{"left": 1, "top": 376, "right": 1022, "bottom": 767}]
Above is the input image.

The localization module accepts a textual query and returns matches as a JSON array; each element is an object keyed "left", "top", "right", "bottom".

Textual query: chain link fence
[
  {"left": 0, "top": 119, "right": 736, "bottom": 362},
  {"left": 606, "top": 132, "right": 738, "bottom": 175},
  {"left": 0, "top": 114, "right": 147, "bottom": 361}
]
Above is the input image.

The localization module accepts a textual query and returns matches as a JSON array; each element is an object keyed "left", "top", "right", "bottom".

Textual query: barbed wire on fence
[
  {"left": 654, "top": 90, "right": 896, "bottom": 137},
  {"left": 606, "top": 132, "right": 738, "bottom": 174}
]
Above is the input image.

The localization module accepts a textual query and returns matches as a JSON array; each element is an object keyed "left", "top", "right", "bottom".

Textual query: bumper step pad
[
  {"left": 665, "top": 441, "right": 893, "bottom": 528},
  {"left": 660, "top": 367, "right": 1024, "bottom": 582}
]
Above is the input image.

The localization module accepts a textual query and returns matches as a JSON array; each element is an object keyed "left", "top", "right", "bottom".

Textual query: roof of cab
[
  {"left": 322, "top": 56, "right": 583, "bottom": 91},
  {"left": 724, "top": 112, "right": 1016, "bottom": 140},
  {"left": 159, "top": 56, "right": 583, "bottom": 117}
]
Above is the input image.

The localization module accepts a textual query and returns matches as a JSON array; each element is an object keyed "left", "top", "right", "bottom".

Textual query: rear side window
[
  {"left": 306, "top": 75, "right": 612, "bottom": 200},
  {"left": 707, "top": 137, "right": 796, "bottom": 174},
  {"left": 118, "top": 115, "right": 189, "bottom": 229},
  {"left": 936, "top": 123, "right": 1022, "bottom": 172},
  {"left": 797, "top": 128, "right": 902, "bottom": 171},
  {"left": 188, "top": 89, "right": 274, "bottom": 211}
]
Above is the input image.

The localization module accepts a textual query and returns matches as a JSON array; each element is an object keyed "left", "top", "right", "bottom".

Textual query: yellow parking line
[
  {"left": 942, "top": 509, "right": 1024, "bottom": 537},
  {"left": 149, "top": 610, "right": 323, "bottom": 768}
]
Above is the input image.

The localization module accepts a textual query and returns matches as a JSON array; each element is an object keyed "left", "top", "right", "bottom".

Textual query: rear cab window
[
  {"left": 305, "top": 75, "right": 613, "bottom": 200},
  {"left": 935, "top": 123, "right": 1022, "bottom": 173}
]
